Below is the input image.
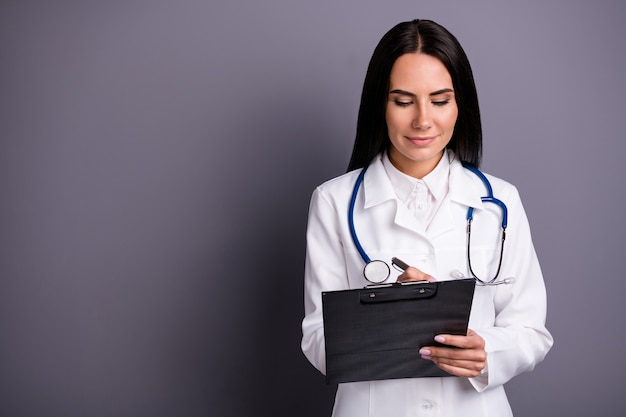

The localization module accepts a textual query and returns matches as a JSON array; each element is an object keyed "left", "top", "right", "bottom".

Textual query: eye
[
  {"left": 394, "top": 100, "right": 412, "bottom": 107},
  {"left": 432, "top": 99, "right": 450, "bottom": 107}
]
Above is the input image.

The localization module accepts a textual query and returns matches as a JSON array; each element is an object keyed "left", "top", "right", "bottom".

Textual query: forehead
[{"left": 389, "top": 53, "right": 453, "bottom": 90}]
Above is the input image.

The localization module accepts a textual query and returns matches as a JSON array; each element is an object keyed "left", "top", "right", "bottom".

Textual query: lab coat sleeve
[
  {"left": 470, "top": 185, "right": 554, "bottom": 392},
  {"left": 301, "top": 186, "right": 349, "bottom": 375}
]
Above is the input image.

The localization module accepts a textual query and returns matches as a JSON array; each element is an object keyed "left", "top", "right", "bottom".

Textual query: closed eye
[
  {"left": 432, "top": 99, "right": 450, "bottom": 107},
  {"left": 393, "top": 100, "right": 413, "bottom": 107}
]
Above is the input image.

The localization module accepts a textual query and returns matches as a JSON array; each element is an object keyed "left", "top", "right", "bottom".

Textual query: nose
[{"left": 412, "top": 105, "right": 431, "bottom": 129}]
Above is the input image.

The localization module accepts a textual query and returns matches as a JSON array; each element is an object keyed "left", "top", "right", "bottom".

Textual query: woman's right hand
[{"left": 396, "top": 266, "right": 436, "bottom": 283}]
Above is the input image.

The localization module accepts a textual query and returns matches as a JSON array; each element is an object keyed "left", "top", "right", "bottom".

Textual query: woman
[{"left": 301, "top": 19, "right": 553, "bottom": 416}]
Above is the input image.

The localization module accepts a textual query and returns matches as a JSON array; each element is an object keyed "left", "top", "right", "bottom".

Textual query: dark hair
[{"left": 347, "top": 19, "right": 482, "bottom": 171}]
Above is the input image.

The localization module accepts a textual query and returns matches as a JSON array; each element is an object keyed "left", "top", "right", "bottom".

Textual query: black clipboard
[{"left": 322, "top": 279, "right": 475, "bottom": 384}]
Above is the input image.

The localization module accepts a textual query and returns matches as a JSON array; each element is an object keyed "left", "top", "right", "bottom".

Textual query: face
[{"left": 385, "top": 53, "right": 458, "bottom": 178}]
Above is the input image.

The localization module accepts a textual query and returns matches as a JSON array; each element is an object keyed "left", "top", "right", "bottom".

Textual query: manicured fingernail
[
  {"left": 419, "top": 348, "right": 431, "bottom": 356},
  {"left": 434, "top": 335, "right": 445, "bottom": 343}
]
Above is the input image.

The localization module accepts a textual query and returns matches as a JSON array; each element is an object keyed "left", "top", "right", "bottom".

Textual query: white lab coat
[{"left": 301, "top": 151, "right": 553, "bottom": 417}]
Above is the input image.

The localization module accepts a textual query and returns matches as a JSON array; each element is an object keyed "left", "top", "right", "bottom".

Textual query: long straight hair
[{"left": 347, "top": 19, "right": 482, "bottom": 171}]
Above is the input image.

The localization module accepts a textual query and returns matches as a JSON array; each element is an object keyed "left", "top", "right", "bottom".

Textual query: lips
[{"left": 406, "top": 135, "right": 438, "bottom": 146}]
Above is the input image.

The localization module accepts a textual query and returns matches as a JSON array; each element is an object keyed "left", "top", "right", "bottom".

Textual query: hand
[
  {"left": 396, "top": 266, "right": 436, "bottom": 283},
  {"left": 418, "top": 329, "right": 486, "bottom": 377}
]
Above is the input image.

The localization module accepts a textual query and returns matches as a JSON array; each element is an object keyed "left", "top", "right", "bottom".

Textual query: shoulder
[
  {"left": 451, "top": 159, "right": 521, "bottom": 201},
  {"left": 315, "top": 169, "right": 362, "bottom": 195},
  {"left": 478, "top": 170, "right": 522, "bottom": 203},
  {"left": 306, "top": 169, "right": 362, "bottom": 215}
]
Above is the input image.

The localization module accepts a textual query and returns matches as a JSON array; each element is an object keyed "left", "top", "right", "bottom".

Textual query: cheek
[
  {"left": 385, "top": 109, "right": 408, "bottom": 134},
  {"left": 434, "top": 109, "right": 458, "bottom": 134},
  {"left": 446, "top": 108, "right": 459, "bottom": 130},
  {"left": 385, "top": 108, "right": 394, "bottom": 130}
]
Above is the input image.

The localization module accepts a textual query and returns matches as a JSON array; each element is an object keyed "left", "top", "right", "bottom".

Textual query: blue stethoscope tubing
[
  {"left": 348, "top": 168, "right": 392, "bottom": 283},
  {"left": 348, "top": 167, "right": 372, "bottom": 265},
  {"left": 349, "top": 163, "right": 509, "bottom": 285},
  {"left": 462, "top": 164, "right": 508, "bottom": 284}
]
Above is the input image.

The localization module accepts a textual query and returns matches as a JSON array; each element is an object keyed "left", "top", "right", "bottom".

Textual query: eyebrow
[{"left": 389, "top": 88, "right": 454, "bottom": 97}]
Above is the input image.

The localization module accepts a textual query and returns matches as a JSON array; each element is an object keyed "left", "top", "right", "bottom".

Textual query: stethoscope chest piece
[{"left": 363, "top": 260, "right": 390, "bottom": 284}]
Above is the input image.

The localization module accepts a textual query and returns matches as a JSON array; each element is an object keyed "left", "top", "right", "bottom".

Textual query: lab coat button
[{"left": 421, "top": 401, "right": 433, "bottom": 411}]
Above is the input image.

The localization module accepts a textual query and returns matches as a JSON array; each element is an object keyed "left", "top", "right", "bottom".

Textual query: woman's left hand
[{"left": 418, "top": 329, "right": 486, "bottom": 377}]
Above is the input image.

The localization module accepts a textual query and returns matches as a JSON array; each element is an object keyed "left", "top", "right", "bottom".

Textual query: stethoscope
[{"left": 348, "top": 164, "right": 513, "bottom": 286}]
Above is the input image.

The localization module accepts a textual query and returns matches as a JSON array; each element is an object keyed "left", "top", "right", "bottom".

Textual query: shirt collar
[
  {"left": 381, "top": 150, "right": 450, "bottom": 203},
  {"left": 362, "top": 150, "right": 484, "bottom": 211}
]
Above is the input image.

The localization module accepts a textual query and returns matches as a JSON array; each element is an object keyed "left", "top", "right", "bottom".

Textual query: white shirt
[
  {"left": 301, "top": 150, "right": 553, "bottom": 417},
  {"left": 382, "top": 150, "right": 449, "bottom": 231}
]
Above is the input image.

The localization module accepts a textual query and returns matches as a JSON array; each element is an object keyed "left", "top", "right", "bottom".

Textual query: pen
[{"left": 391, "top": 257, "right": 410, "bottom": 272}]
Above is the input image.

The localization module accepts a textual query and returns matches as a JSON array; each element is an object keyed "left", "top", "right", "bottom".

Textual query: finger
[
  {"left": 419, "top": 351, "right": 475, "bottom": 377},
  {"left": 396, "top": 266, "right": 436, "bottom": 283},
  {"left": 430, "top": 360, "right": 484, "bottom": 378},
  {"left": 420, "top": 346, "right": 486, "bottom": 363},
  {"left": 427, "top": 349, "right": 486, "bottom": 364},
  {"left": 420, "top": 349, "right": 485, "bottom": 376},
  {"left": 433, "top": 332, "right": 485, "bottom": 350}
]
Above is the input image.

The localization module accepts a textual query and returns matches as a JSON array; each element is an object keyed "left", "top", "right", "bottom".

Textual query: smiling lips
[{"left": 406, "top": 135, "right": 438, "bottom": 146}]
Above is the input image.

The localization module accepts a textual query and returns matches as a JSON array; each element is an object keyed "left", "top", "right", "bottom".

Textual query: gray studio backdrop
[{"left": 1, "top": 1, "right": 624, "bottom": 416}]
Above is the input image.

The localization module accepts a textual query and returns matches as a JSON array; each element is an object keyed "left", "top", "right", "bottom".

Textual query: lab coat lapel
[
  {"left": 426, "top": 199, "right": 456, "bottom": 239},
  {"left": 427, "top": 159, "right": 485, "bottom": 240},
  {"left": 361, "top": 155, "right": 485, "bottom": 237},
  {"left": 362, "top": 158, "right": 423, "bottom": 233}
]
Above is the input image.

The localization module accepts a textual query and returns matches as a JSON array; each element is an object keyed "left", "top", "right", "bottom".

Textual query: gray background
[{"left": 1, "top": 0, "right": 624, "bottom": 416}]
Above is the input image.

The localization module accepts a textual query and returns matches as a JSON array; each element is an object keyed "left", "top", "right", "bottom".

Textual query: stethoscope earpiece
[
  {"left": 451, "top": 269, "right": 515, "bottom": 285},
  {"left": 451, "top": 270, "right": 465, "bottom": 279}
]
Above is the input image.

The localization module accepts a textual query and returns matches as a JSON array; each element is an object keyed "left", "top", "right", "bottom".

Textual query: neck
[{"left": 388, "top": 150, "right": 444, "bottom": 179}]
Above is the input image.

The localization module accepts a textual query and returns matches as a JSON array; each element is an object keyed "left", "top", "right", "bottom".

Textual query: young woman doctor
[{"left": 301, "top": 19, "right": 553, "bottom": 416}]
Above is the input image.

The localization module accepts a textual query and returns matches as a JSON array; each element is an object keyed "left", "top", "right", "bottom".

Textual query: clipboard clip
[
  {"left": 360, "top": 282, "right": 437, "bottom": 303},
  {"left": 364, "top": 280, "right": 429, "bottom": 289}
]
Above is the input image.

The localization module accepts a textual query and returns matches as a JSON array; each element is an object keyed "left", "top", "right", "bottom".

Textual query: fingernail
[
  {"left": 434, "top": 335, "right": 445, "bottom": 343},
  {"left": 419, "top": 348, "right": 431, "bottom": 356}
]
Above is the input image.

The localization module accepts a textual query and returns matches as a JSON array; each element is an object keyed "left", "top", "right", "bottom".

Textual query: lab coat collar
[
  {"left": 381, "top": 150, "right": 449, "bottom": 205},
  {"left": 361, "top": 154, "right": 397, "bottom": 209},
  {"left": 364, "top": 158, "right": 423, "bottom": 235},
  {"left": 360, "top": 151, "right": 487, "bottom": 236},
  {"left": 362, "top": 151, "right": 485, "bottom": 211},
  {"left": 447, "top": 154, "right": 486, "bottom": 210},
  {"left": 425, "top": 153, "right": 486, "bottom": 239}
]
